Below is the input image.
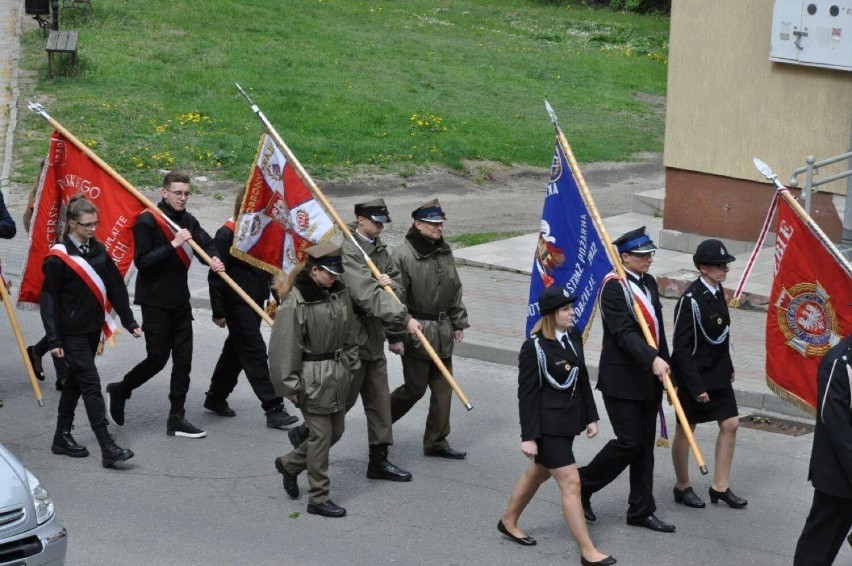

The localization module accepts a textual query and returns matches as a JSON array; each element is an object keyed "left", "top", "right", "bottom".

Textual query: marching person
[
  {"left": 389, "top": 199, "right": 469, "bottom": 460},
  {"left": 40, "top": 196, "right": 141, "bottom": 468},
  {"left": 204, "top": 210, "right": 299, "bottom": 429},
  {"left": 670, "top": 239, "right": 746, "bottom": 510},
  {"left": 270, "top": 243, "right": 360, "bottom": 518},
  {"left": 793, "top": 335, "right": 852, "bottom": 566},
  {"left": 579, "top": 227, "right": 676, "bottom": 533},
  {"left": 0, "top": 188, "right": 16, "bottom": 408},
  {"left": 289, "top": 199, "right": 420, "bottom": 481},
  {"left": 106, "top": 171, "right": 224, "bottom": 439},
  {"left": 23, "top": 164, "right": 69, "bottom": 391},
  {"left": 498, "top": 286, "right": 615, "bottom": 566}
]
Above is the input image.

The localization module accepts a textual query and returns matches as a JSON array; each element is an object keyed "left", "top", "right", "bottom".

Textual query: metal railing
[{"left": 788, "top": 142, "right": 852, "bottom": 254}]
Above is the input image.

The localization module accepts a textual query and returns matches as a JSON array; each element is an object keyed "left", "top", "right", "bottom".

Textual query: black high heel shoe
[
  {"left": 673, "top": 486, "right": 706, "bottom": 508},
  {"left": 708, "top": 487, "right": 747, "bottom": 509},
  {"left": 497, "top": 520, "right": 536, "bottom": 546},
  {"left": 581, "top": 555, "right": 617, "bottom": 566}
]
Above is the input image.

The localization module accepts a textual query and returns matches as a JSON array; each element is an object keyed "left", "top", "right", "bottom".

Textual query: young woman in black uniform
[
  {"left": 498, "top": 286, "right": 615, "bottom": 566},
  {"left": 41, "top": 196, "right": 142, "bottom": 468},
  {"left": 670, "top": 239, "right": 747, "bottom": 509}
]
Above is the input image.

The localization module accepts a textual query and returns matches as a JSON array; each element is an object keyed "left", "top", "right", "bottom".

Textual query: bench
[{"left": 46, "top": 30, "right": 78, "bottom": 79}]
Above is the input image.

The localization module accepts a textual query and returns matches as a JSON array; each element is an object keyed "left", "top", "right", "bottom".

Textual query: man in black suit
[
  {"left": 793, "top": 335, "right": 852, "bottom": 565},
  {"left": 579, "top": 226, "right": 676, "bottom": 533}
]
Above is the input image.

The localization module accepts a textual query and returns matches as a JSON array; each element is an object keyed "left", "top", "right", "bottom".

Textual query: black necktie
[
  {"left": 561, "top": 335, "right": 570, "bottom": 350},
  {"left": 80, "top": 243, "right": 89, "bottom": 255},
  {"left": 633, "top": 275, "right": 646, "bottom": 293}
]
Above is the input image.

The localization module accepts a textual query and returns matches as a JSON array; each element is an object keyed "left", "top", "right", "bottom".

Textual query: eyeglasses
[
  {"left": 75, "top": 220, "right": 99, "bottom": 229},
  {"left": 167, "top": 189, "right": 192, "bottom": 199}
]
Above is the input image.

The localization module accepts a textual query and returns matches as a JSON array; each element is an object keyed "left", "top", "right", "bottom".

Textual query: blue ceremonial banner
[{"left": 526, "top": 142, "right": 613, "bottom": 339}]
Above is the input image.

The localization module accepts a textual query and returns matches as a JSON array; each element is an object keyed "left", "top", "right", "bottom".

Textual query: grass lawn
[{"left": 15, "top": 0, "right": 668, "bottom": 186}]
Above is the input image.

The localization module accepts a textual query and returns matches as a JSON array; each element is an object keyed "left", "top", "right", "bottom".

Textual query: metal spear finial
[{"left": 544, "top": 100, "right": 559, "bottom": 126}]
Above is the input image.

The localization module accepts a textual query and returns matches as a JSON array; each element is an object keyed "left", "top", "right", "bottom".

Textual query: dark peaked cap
[
  {"left": 693, "top": 239, "right": 736, "bottom": 266},
  {"left": 355, "top": 198, "right": 391, "bottom": 223},
  {"left": 613, "top": 226, "right": 657, "bottom": 254},
  {"left": 411, "top": 198, "right": 446, "bottom": 222},
  {"left": 306, "top": 241, "right": 344, "bottom": 275},
  {"left": 538, "top": 285, "right": 577, "bottom": 316}
]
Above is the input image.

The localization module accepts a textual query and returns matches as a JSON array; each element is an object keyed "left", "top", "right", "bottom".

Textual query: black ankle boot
[
  {"left": 367, "top": 444, "right": 412, "bottom": 482},
  {"left": 94, "top": 426, "right": 134, "bottom": 468},
  {"left": 51, "top": 429, "right": 89, "bottom": 458}
]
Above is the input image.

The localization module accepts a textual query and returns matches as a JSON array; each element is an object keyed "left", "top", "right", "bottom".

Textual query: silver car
[{"left": 0, "top": 443, "right": 67, "bottom": 565}]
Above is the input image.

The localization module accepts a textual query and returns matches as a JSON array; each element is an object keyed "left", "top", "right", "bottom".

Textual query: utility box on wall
[{"left": 770, "top": 0, "right": 852, "bottom": 71}]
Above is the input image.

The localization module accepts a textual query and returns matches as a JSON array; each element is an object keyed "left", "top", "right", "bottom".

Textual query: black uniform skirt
[
  {"left": 678, "top": 384, "right": 739, "bottom": 424},
  {"left": 534, "top": 435, "right": 576, "bottom": 469}
]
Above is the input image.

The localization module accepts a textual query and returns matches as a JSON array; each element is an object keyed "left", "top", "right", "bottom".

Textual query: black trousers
[
  {"left": 579, "top": 395, "right": 658, "bottom": 521},
  {"left": 120, "top": 303, "right": 193, "bottom": 415},
  {"left": 56, "top": 332, "right": 107, "bottom": 430},
  {"left": 208, "top": 302, "right": 281, "bottom": 411},
  {"left": 794, "top": 489, "right": 852, "bottom": 566},
  {"left": 34, "top": 335, "right": 68, "bottom": 381}
]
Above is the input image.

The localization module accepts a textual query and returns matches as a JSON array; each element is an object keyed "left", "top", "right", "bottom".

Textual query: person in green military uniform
[
  {"left": 269, "top": 243, "right": 360, "bottom": 518},
  {"left": 389, "top": 199, "right": 469, "bottom": 459},
  {"left": 289, "top": 199, "right": 422, "bottom": 480}
]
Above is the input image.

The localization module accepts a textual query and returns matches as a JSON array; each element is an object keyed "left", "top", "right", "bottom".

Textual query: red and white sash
[
  {"left": 145, "top": 210, "right": 193, "bottom": 269},
  {"left": 47, "top": 244, "right": 119, "bottom": 339},
  {"left": 601, "top": 272, "right": 660, "bottom": 346}
]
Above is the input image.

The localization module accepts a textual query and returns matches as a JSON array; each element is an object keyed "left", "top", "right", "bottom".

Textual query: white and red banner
[
  {"left": 18, "top": 131, "right": 146, "bottom": 308},
  {"left": 766, "top": 195, "right": 852, "bottom": 414},
  {"left": 231, "top": 134, "right": 335, "bottom": 275}
]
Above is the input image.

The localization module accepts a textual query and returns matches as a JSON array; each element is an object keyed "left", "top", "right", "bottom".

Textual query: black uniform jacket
[
  {"left": 207, "top": 225, "right": 271, "bottom": 319},
  {"left": 41, "top": 235, "right": 138, "bottom": 349},
  {"left": 808, "top": 336, "right": 852, "bottom": 499},
  {"left": 670, "top": 278, "right": 734, "bottom": 398},
  {"left": 597, "top": 275, "right": 669, "bottom": 402},
  {"left": 133, "top": 200, "right": 218, "bottom": 308},
  {"left": 518, "top": 328, "right": 599, "bottom": 441}
]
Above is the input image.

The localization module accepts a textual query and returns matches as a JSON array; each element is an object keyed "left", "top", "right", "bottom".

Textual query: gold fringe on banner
[{"left": 765, "top": 377, "right": 816, "bottom": 417}]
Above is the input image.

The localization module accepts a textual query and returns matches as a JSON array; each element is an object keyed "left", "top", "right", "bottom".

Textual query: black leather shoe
[
  {"left": 26, "top": 346, "right": 45, "bottom": 381},
  {"left": 95, "top": 431, "right": 134, "bottom": 468},
  {"left": 582, "top": 496, "right": 596, "bottom": 522},
  {"left": 51, "top": 430, "right": 89, "bottom": 458},
  {"left": 203, "top": 394, "right": 236, "bottom": 417},
  {"left": 274, "top": 457, "right": 299, "bottom": 498},
  {"left": 581, "top": 555, "right": 617, "bottom": 566},
  {"left": 673, "top": 486, "right": 706, "bottom": 508},
  {"left": 307, "top": 500, "right": 346, "bottom": 518},
  {"left": 367, "top": 445, "right": 412, "bottom": 481},
  {"left": 708, "top": 487, "right": 747, "bottom": 509},
  {"left": 497, "top": 520, "right": 536, "bottom": 546},
  {"left": 425, "top": 446, "right": 466, "bottom": 460},
  {"left": 627, "top": 514, "right": 676, "bottom": 533}
]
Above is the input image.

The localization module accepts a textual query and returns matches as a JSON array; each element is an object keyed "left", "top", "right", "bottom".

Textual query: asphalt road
[{"left": 0, "top": 304, "right": 843, "bottom": 565}]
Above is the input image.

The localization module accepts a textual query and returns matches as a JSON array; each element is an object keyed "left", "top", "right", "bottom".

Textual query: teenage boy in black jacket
[{"left": 106, "top": 171, "right": 224, "bottom": 438}]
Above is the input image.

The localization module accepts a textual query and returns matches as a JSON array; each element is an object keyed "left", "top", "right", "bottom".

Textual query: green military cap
[
  {"left": 306, "top": 241, "right": 344, "bottom": 275},
  {"left": 411, "top": 198, "right": 446, "bottom": 223},
  {"left": 354, "top": 198, "right": 391, "bottom": 223}
]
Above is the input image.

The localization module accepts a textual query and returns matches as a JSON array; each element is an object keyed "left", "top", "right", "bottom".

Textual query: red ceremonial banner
[
  {"left": 17, "top": 131, "right": 146, "bottom": 308},
  {"left": 231, "top": 134, "right": 335, "bottom": 276},
  {"left": 766, "top": 196, "right": 852, "bottom": 414}
]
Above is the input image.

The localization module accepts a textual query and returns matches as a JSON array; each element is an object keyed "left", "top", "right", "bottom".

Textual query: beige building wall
[{"left": 664, "top": 0, "right": 852, "bottom": 193}]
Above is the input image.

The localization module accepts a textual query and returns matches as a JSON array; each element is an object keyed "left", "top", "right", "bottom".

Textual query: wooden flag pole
[
  {"left": 27, "top": 103, "right": 274, "bottom": 327},
  {"left": 0, "top": 277, "right": 44, "bottom": 406},
  {"left": 236, "top": 84, "right": 472, "bottom": 410},
  {"left": 545, "top": 101, "right": 708, "bottom": 475}
]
